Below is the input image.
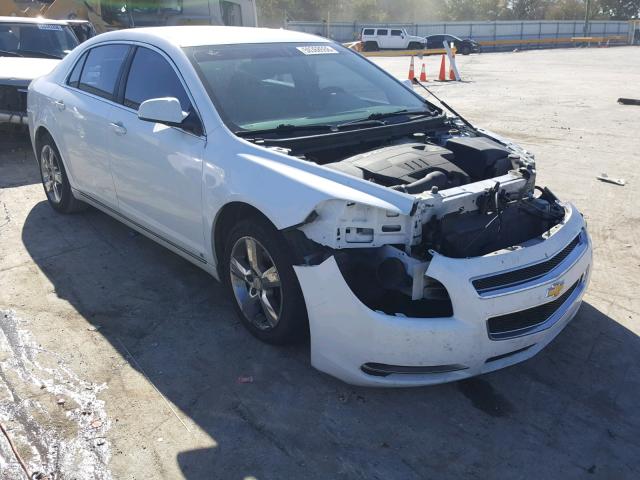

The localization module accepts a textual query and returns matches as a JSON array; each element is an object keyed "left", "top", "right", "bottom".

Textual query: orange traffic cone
[
  {"left": 438, "top": 54, "right": 447, "bottom": 81},
  {"left": 408, "top": 56, "right": 415, "bottom": 80},
  {"left": 419, "top": 62, "right": 427, "bottom": 82}
]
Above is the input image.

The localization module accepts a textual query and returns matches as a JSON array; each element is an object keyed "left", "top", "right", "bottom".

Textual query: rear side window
[
  {"left": 391, "top": 30, "right": 403, "bottom": 36},
  {"left": 362, "top": 29, "right": 374, "bottom": 35},
  {"left": 78, "top": 44, "right": 130, "bottom": 100},
  {"left": 67, "top": 52, "right": 87, "bottom": 88},
  {"left": 377, "top": 29, "right": 388, "bottom": 35},
  {"left": 123, "top": 47, "right": 191, "bottom": 111}
]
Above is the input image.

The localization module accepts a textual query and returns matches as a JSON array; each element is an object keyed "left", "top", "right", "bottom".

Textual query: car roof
[
  {"left": 95, "top": 26, "right": 330, "bottom": 48},
  {"left": 0, "top": 16, "right": 73, "bottom": 26}
]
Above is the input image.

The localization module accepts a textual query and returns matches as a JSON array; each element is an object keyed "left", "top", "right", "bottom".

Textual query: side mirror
[{"left": 137, "top": 97, "right": 188, "bottom": 126}]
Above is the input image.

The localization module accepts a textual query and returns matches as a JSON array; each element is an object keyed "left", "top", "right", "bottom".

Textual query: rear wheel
[
  {"left": 363, "top": 41, "right": 379, "bottom": 52},
  {"left": 223, "top": 216, "right": 308, "bottom": 345},
  {"left": 38, "top": 134, "right": 87, "bottom": 213}
]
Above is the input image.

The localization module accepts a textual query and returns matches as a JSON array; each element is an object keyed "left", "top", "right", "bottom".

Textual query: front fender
[{"left": 202, "top": 132, "right": 416, "bottom": 232}]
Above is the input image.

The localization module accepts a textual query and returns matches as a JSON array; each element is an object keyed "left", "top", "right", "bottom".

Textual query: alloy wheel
[
  {"left": 40, "top": 144, "right": 63, "bottom": 204},
  {"left": 229, "top": 236, "right": 283, "bottom": 330}
]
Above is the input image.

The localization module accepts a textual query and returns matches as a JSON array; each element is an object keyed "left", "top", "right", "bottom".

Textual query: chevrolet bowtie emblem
[{"left": 546, "top": 281, "right": 565, "bottom": 298}]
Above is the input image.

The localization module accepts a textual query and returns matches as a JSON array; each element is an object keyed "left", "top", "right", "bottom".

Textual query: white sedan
[{"left": 28, "top": 26, "right": 592, "bottom": 387}]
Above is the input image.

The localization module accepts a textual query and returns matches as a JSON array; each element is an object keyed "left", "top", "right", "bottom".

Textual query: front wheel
[
  {"left": 223, "top": 216, "right": 308, "bottom": 345},
  {"left": 38, "top": 134, "right": 87, "bottom": 213}
]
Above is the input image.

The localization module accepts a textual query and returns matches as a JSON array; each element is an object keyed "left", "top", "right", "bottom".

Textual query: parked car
[
  {"left": 426, "top": 34, "right": 481, "bottom": 54},
  {"left": 62, "top": 19, "right": 98, "bottom": 43},
  {"left": 0, "top": 16, "right": 80, "bottom": 125},
  {"left": 28, "top": 27, "right": 592, "bottom": 387},
  {"left": 360, "top": 27, "right": 425, "bottom": 51}
]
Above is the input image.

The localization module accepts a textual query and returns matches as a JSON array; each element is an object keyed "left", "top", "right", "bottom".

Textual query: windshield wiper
[
  {"left": 17, "top": 49, "right": 62, "bottom": 59},
  {"left": 235, "top": 123, "right": 334, "bottom": 137},
  {"left": 337, "top": 109, "right": 433, "bottom": 128},
  {"left": 0, "top": 50, "right": 23, "bottom": 57}
]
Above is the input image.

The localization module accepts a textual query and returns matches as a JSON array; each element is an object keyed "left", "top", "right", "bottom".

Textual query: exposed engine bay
[{"left": 255, "top": 119, "right": 568, "bottom": 315}]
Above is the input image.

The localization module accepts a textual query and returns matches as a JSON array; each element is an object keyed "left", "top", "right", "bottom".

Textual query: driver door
[
  {"left": 389, "top": 30, "right": 405, "bottom": 49},
  {"left": 107, "top": 45, "right": 207, "bottom": 260}
]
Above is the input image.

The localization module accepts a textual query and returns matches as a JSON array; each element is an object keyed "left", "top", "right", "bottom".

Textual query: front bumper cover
[{"left": 294, "top": 203, "right": 591, "bottom": 387}]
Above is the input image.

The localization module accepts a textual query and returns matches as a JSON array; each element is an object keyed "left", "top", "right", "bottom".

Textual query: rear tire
[
  {"left": 222, "top": 215, "right": 308, "bottom": 345},
  {"left": 363, "top": 41, "right": 379, "bottom": 52},
  {"left": 37, "top": 134, "right": 87, "bottom": 214}
]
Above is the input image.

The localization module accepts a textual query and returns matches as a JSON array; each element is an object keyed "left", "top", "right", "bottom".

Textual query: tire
[
  {"left": 222, "top": 215, "right": 308, "bottom": 345},
  {"left": 408, "top": 41, "right": 423, "bottom": 50},
  {"left": 37, "top": 134, "right": 87, "bottom": 214},
  {"left": 460, "top": 45, "right": 471, "bottom": 55},
  {"left": 363, "top": 41, "right": 379, "bottom": 52}
]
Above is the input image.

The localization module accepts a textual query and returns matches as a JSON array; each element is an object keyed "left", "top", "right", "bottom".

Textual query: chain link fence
[{"left": 286, "top": 20, "right": 632, "bottom": 51}]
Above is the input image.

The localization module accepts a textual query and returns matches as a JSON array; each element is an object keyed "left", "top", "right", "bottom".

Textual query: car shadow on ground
[
  {"left": 0, "top": 127, "right": 40, "bottom": 188},
  {"left": 20, "top": 197, "right": 640, "bottom": 479}
]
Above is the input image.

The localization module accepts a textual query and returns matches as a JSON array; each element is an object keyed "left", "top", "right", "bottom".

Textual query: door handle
[
  {"left": 110, "top": 121, "right": 127, "bottom": 136},
  {"left": 54, "top": 100, "right": 65, "bottom": 111}
]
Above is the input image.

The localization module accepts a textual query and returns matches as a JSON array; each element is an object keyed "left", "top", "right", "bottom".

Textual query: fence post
[
  {"left": 538, "top": 22, "right": 542, "bottom": 49},
  {"left": 520, "top": 22, "right": 524, "bottom": 50}
]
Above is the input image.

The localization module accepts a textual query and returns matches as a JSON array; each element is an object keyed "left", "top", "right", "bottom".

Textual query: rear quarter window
[{"left": 67, "top": 51, "right": 87, "bottom": 88}]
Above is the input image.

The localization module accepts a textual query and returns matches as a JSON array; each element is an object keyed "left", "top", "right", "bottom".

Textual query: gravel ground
[{"left": 0, "top": 46, "right": 639, "bottom": 480}]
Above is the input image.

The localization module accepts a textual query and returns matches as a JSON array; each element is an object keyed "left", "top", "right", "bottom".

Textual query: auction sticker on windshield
[
  {"left": 37, "top": 24, "right": 63, "bottom": 30},
  {"left": 296, "top": 45, "right": 339, "bottom": 55}
]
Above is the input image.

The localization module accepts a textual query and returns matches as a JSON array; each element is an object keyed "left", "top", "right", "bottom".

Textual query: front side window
[
  {"left": 391, "top": 30, "right": 403, "bottom": 36},
  {"left": 186, "top": 42, "right": 428, "bottom": 132},
  {"left": 0, "top": 22, "right": 78, "bottom": 59},
  {"left": 124, "top": 47, "right": 191, "bottom": 110},
  {"left": 78, "top": 44, "right": 130, "bottom": 100}
]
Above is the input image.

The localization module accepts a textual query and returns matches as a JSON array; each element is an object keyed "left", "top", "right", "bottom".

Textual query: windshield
[
  {"left": 185, "top": 42, "right": 430, "bottom": 132},
  {"left": 0, "top": 22, "right": 79, "bottom": 59}
]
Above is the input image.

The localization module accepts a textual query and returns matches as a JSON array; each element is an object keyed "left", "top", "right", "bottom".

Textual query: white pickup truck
[{"left": 360, "top": 27, "right": 426, "bottom": 51}]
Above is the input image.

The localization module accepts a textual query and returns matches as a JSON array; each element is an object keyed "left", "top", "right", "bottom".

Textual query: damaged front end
[
  {"left": 293, "top": 130, "right": 568, "bottom": 310},
  {"left": 280, "top": 130, "right": 590, "bottom": 386}
]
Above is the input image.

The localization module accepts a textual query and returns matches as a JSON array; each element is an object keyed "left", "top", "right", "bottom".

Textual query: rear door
[
  {"left": 376, "top": 29, "right": 390, "bottom": 48},
  {"left": 107, "top": 45, "right": 207, "bottom": 260},
  {"left": 56, "top": 43, "right": 131, "bottom": 209}
]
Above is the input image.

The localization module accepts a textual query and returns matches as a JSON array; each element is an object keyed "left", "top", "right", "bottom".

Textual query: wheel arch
[
  {"left": 211, "top": 201, "right": 278, "bottom": 271},
  {"left": 34, "top": 125, "right": 52, "bottom": 153}
]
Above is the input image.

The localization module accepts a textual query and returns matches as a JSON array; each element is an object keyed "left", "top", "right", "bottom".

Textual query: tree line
[{"left": 257, "top": 0, "right": 640, "bottom": 26}]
